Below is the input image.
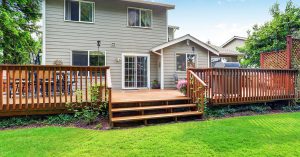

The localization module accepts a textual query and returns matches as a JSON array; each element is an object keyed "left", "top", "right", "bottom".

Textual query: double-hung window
[
  {"left": 176, "top": 53, "right": 197, "bottom": 72},
  {"left": 65, "top": 0, "right": 95, "bottom": 23},
  {"left": 72, "top": 51, "right": 106, "bottom": 66},
  {"left": 128, "top": 7, "right": 152, "bottom": 28}
]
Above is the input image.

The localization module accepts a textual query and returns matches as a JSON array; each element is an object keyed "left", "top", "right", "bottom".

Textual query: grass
[{"left": 1, "top": 113, "right": 300, "bottom": 157}]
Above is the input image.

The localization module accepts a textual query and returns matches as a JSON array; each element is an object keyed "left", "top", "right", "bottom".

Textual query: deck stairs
[{"left": 110, "top": 97, "right": 203, "bottom": 127}]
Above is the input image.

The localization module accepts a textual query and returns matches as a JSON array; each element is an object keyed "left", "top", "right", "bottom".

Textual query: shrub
[
  {"left": 177, "top": 79, "right": 187, "bottom": 95},
  {"left": 67, "top": 84, "right": 108, "bottom": 125},
  {"left": 0, "top": 115, "right": 76, "bottom": 129}
]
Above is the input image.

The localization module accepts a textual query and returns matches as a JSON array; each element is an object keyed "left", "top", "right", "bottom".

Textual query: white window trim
[
  {"left": 70, "top": 50, "right": 107, "bottom": 66},
  {"left": 127, "top": 7, "right": 153, "bottom": 29},
  {"left": 175, "top": 53, "right": 198, "bottom": 72},
  {"left": 121, "top": 53, "right": 151, "bottom": 90},
  {"left": 64, "top": 0, "right": 95, "bottom": 24}
]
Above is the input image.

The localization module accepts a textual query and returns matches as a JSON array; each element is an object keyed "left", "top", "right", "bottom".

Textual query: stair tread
[
  {"left": 112, "top": 104, "right": 197, "bottom": 112},
  {"left": 112, "top": 111, "right": 202, "bottom": 122},
  {"left": 112, "top": 97, "right": 191, "bottom": 104}
]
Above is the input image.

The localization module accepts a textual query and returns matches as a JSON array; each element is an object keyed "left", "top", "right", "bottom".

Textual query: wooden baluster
[
  {"left": 54, "top": 68, "right": 57, "bottom": 108},
  {"left": 48, "top": 68, "right": 51, "bottom": 108},
  {"left": 12, "top": 68, "right": 16, "bottom": 110},
  {"left": 43, "top": 68, "right": 46, "bottom": 108},
  {"left": 80, "top": 68, "right": 83, "bottom": 103},
  {"left": 99, "top": 68, "right": 103, "bottom": 101},
  {"left": 89, "top": 68, "right": 93, "bottom": 102},
  {"left": 37, "top": 67, "right": 40, "bottom": 109},
  {"left": 19, "top": 67, "right": 22, "bottom": 109},
  {"left": 70, "top": 68, "right": 73, "bottom": 104},
  {"left": 64, "top": 69, "right": 68, "bottom": 104},
  {"left": 85, "top": 67, "right": 88, "bottom": 105},
  {"left": 25, "top": 67, "right": 28, "bottom": 109},
  {"left": 6, "top": 68, "right": 10, "bottom": 110},
  {"left": 59, "top": 67, "right": 62, "bottom": 107},
  {"left": 31, "top": 67, "right": 34, "bottom": 109},
  {"left": 75, "top": 68, "right": 78, "bottom": 102}
]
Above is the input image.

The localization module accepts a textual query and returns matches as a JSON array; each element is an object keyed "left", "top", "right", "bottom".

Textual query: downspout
[
  {"left": 161, "top": 49, "right": 164, "bottom": 89},
  {"left": 42, "top": 0, "right": 46, "bottom": 65}
]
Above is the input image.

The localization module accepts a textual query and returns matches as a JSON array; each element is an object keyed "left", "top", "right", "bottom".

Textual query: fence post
[
  {"left": 286, "top": 35, "right": 292, "bottom": 69},
  {"left": 187, "top": 69, "right": 190, "bottom": 98}
]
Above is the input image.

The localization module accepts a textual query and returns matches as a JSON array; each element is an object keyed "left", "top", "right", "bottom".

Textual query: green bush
[
  {"left": 0, "top": 114, "right": 76, "bottom": 129},
  {"left": 205, "top": 104, "right": 272, "bottom": 118},
  {"left": 67, "top": 85, "right": 108, "bottom": 125}
]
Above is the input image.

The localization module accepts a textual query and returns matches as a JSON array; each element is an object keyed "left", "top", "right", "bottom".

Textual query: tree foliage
[
  {"left": 239, "top": 0, "right": 300, "bottom": 67},
  {"left": 0, "top": 0, "right": 42, "bottom": 64}
]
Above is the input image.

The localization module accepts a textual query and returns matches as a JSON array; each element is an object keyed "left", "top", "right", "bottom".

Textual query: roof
[
  {"left": 121, "top": 0, "right": 175, "bottom": 9},
  {"left": 151, "top": 34, "right": 244, "bottom": 56},
  {"left": 221, "top": 36, "right": 247, "bottom": 48},
  {"left": 208, "top": 43, "right": 244, "bottom": 56},
  {"left": 168, "top": 25, "right": 180, "bottom": 30},
  {"left": 151, "top": 34, "right": 220, "bottom": 55}
]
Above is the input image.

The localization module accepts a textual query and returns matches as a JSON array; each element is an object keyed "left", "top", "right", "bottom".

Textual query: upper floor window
[
  {"left": 65, "top": 0, "right": 95, "bottom": 23},
  {"left": 128, "top": 7, "right": 152, "bottom": 28}
]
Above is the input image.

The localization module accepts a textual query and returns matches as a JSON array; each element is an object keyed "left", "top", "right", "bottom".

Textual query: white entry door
[{"left": 122, "top": 54, "right": 150, "bottom": 89}]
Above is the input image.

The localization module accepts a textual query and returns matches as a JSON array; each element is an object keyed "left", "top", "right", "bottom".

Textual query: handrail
[
  {"left": 188, "top": 67, "right": 298, "bottom": 72},
  {"left": 189, "top": 70, "right": 208, "bottom": 87},
  {"left": 187, "top": 70, "right": 207, "bottom": 113}
]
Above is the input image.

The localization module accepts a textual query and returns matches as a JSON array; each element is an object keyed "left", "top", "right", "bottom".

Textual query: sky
[{"left": 154, "top": 0, "right": 300, "bottom": 46}]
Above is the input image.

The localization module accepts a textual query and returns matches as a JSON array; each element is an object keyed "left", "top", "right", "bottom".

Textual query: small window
[
  {"left": 72, "top": 51, "right": 106, "bottom": 66},
  {"left": 128, "top": 8, "right": 152, "bottom": 28},
  {"left": 176, "top": 53, "right": 197, "bottom": 71},
  {"left": 65, "top": 0, "right": 94, "bottom": 23},
  {"left": 89, "top": 51, "right": 106, "bottom": 66}
]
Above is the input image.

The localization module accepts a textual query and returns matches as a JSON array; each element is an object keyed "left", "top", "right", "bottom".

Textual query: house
[
  {"left": 42, "top": 0, "right": 242, "bottom": 89},
  {"left": 211, "top": 36, "right": 246, "bottom": 65}
]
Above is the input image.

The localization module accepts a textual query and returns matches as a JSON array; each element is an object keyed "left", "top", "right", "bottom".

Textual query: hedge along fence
[{"left": 260, "top": 36, "right": 300, "bottom": 99}]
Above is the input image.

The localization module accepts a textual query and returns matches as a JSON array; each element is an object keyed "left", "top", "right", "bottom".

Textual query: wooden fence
[
  {"left": 189, "top": 68, "right": 297, "bottom": 105},
  {"left": 0, "top": 65, "right": 111, "bottom": 116}
]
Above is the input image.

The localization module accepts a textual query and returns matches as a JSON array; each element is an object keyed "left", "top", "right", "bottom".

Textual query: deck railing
[
  {"left": 187, "top": 70, "right": 207, "bottom": 112},
  {"left": 189, "top": 68, "right": 297, "bottom": 105},
  {"left": 0, "top": 65, "right": 111, "bottom": 116}
]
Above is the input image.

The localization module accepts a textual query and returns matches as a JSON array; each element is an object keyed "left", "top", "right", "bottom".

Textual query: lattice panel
[
  {"left": 291, "top": 39, "right": 300, "bottom": 69},
  {"left": 260, "top": 50, "right": 289, "bottom": 69}
]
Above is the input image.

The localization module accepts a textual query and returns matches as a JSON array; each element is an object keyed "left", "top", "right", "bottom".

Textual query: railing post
[{"left": 187, "top": 69, "right": 190, "bottom": 98}]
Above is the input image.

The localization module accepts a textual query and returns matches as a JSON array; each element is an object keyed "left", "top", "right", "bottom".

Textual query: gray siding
[
  {"left": 45, "top": 0, "right": 168, "bottom": 89},
  {"left": 223, "top": 39, "right": 245, "bottom": 51},
  {"left": 163, "top": 41, "right": 209, "bottom": 88}
]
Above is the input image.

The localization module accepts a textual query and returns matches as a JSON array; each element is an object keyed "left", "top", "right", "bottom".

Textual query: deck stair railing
[
  {"left": 0, "top": 65, "right": 111, "bottom": 116},
  {"left": 187, "top": 69, "right": 208, "bottom": 113}
]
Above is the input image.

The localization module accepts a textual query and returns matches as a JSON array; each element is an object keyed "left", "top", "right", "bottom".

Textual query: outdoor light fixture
[{"left": 97, "top": 40, "right": 101, "bottom": 51}]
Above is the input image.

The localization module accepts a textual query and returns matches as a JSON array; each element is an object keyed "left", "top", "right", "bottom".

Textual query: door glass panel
[
  {"left": 124, "top": 56, "right": 136, "bottom": 88},
  {"left": 137, "top": 56, "right": 148, "bottom": 88}
]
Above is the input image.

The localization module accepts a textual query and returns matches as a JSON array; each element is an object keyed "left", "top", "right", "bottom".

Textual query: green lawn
[{"left": 1, "top": 113, "right": 300, "bottom": 157}]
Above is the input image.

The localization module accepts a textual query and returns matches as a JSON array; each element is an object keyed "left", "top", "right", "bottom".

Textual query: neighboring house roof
[
  {"left": 168, "top": 25, "right": 180, "bottom": 30},
  {"left": 121, "top": 0, "right": 175, "bottom": 9},
  {"left": 151, "top": 34, "right": 244, "bottom": 56},
  {"left": 221, "top": 36, "right": 247, "bottom": 48},
  {"left": 151, "top": 34, "right": 220, "bottom": 55},
  {"left": 208, "top": 43, "right": 244, "bottom": 56}
]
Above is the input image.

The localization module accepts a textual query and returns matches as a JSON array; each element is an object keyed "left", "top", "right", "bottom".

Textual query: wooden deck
[{"left": 112, "top": 89, "right": 189, "bottom": 104}]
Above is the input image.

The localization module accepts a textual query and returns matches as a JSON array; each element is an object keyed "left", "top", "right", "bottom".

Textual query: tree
[
  {"left": 0, "top": 0, "right": 42, "bottom": 64},
  {"left": 239, "top": 0, "right": 300, "bottom": 67}
]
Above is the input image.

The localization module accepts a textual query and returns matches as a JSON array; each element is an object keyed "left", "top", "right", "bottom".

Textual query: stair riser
[{"left": 112, "top": 100, "right": 190, "bottom": 109}]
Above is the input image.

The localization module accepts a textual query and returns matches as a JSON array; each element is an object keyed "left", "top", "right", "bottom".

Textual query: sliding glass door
[{"left": 123, "top": 54, "right": 149, "bottom": 89}]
